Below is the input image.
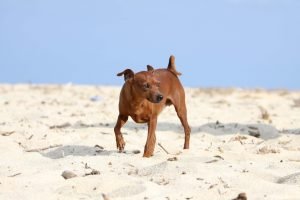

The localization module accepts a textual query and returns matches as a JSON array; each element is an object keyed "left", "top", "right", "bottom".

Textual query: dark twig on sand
[
  {"left": 158, "top": 143, "right": 169, "bottom": 154},
  {"left": 167, "top": 157, "right": 178, "bottom": 161},
  {"left": 27, "top": 134, "right": 34, "bottom": 140},
  {"left": 0, "top": 131, "right": 14, "bottom": 136},
  {"left": 205, "top": 159, "right": 219, "bottom": 164},
  {"left": 8, "top": 172, "right": 22, "bottom": 177},
  {"left": 49, "top": 123, "right": 71, "bottom": 129},
  {"left": 84, "top": 169, "right": 100, "bottom": 176}
]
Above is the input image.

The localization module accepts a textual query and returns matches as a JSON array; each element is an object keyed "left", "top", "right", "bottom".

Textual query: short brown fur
[{"left": 114, "top": 55, "right": 190, "bottom": 157}]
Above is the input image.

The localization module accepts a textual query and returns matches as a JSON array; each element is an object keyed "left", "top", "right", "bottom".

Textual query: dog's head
[{"left": 117, "top": 66, "right": 163, "bottom": 103}]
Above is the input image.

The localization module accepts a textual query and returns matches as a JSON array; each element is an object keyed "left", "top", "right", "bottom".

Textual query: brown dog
[{"left": 114, "top": 55, "right": 190, "bottom": 157}]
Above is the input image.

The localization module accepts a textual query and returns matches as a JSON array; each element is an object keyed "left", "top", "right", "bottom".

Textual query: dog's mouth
[{"left": 146, "top": 97, "right": 155, "bottom": 103}]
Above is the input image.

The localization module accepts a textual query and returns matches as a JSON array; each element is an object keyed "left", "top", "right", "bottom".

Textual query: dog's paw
[
  {"left": 117, "top": 141, "right": 125, "bottom": 152},
  {"left": 116, "top": 135, "right": 125, "bottom": 152},
  {"left": 142, "top": 153, "right": 153, "bottom": 158},
  {"left": 143, "top": 145, "right": 155, "bottom": 157},
  {"left": 143, "top": 150, "right": 154, "bottom": 158}
]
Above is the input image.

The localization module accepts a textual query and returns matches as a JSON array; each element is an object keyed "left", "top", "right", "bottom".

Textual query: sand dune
[{"left": 0, "top": 84, "right": 300, "bottom": 200}]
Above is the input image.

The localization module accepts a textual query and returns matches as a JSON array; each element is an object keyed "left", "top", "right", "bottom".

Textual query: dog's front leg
[
  {"left": 114, "top": 114, "right": 128, "bottom": 152},
  {"left": 143, "top": 116, "right": 158, "bottom": 157}
]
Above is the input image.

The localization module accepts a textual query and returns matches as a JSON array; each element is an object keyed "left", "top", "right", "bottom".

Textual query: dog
[{"left": 114, "top": 55, "right": 190, "bottom": 157}]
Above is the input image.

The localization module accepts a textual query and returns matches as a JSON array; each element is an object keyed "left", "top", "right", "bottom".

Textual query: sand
[{"left": 0, "top": 84, "right": 300, "bottom": 200}]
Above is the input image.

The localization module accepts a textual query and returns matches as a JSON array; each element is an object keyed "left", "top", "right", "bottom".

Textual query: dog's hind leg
[
  {"left": 173, "top": 97, "right": 191, "bottom": 149},
  {"left": 114, "top": 114, "right": 128, "bottom": 152}
]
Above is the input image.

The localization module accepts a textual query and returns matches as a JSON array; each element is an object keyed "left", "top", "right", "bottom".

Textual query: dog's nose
[{"left": 156, "top": 94, "right": 163, "bottom": 102}]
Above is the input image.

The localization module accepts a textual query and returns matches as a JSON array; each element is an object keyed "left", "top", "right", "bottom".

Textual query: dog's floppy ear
[
  {"left": 147, "top": 65, "right": 154, "bottom": 71},
  {"left": 117, "top": 69, "right": 134, "bottom": 81}
]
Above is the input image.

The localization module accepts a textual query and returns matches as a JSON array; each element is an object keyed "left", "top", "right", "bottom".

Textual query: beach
[{"left": 0, "top": 84, "right": 300, "bottom": 200}]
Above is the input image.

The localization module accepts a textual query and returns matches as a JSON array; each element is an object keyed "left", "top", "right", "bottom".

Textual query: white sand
[{"left": 0, "top": 84, "right": 300, "bottom": 200}]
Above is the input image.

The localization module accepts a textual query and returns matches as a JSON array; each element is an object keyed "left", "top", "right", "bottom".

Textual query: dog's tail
[{"left": 167, "top": 55, "right": 182, "bottom": 76}]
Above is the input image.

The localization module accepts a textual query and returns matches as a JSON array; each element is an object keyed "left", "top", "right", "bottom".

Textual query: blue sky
[{"left": 0, "top": 0, "right": 299, "bottom": 89}]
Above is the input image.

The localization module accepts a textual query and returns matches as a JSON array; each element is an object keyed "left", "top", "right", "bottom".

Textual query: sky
[{"left": 0, "top": 0, "right": 299, "bottom": 89}]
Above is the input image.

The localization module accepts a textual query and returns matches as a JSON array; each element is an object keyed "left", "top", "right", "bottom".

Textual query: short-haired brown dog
[{"left": 114, "top": 55, "right": 190, "bottom": 157}]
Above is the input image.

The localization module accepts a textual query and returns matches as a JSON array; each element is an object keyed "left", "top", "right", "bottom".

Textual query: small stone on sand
[{"left": 61, "top": 170, "right": 77, "bottom": 179}]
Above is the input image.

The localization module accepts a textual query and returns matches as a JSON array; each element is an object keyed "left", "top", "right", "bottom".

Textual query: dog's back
[{"left": 151, "top": 68, "right": 185, "bottom": 107}]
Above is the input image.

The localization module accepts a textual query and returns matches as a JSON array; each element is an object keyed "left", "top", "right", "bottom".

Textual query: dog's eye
[{"left": 143, "top": 83, "right": 150, "bottom": 89}]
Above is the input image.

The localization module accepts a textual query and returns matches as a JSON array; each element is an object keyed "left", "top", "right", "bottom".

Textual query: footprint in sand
[
  {"left": 138, "top": 162, "right": 168, "bottom": 176},
  {"left": 277, "top": 172, "right": 300, "bottom": 185},
  {"left": 108, "top": 184, "right": 146, "bottom": 198}
]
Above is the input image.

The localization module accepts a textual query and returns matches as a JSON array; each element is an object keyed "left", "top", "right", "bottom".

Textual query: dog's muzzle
[{"left": 156, "top": 94, "right": 163, "bottom": 103}]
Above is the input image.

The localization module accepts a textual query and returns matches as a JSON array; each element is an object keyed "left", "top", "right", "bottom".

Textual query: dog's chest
[{"left": 129, "top": 102, "right": 152, "bottom": 123}]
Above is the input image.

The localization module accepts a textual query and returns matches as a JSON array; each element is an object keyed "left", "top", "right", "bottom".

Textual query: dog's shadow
[
  {"left": 71, "top": 120, "right": 183, "bottom": 133},
  {"left": 195, "top": 122, "right": 281, "bottom": 140},
  {"left": 75, "top": 120, "right": 284, "bottom": 139},
  {"left": 72, "top": 120, "right": 299, "bottom": 139},
  {"left": 43, "top": 122, "right": 299, "bottom": 159},
  {"left": 196, "top": 122, "right": 300, "bottom": 139}
]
